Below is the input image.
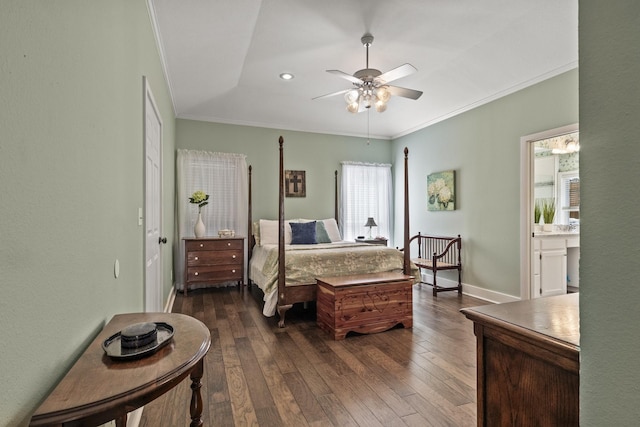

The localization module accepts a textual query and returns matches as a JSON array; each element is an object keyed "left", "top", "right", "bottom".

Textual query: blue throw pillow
[{"left": 290, "top": 221, "right": 317, "bottom": 244}]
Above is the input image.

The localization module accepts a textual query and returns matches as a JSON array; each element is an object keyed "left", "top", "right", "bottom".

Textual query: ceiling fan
[{"left": 314, "top": 33, "right": 423, "bottom": 113}]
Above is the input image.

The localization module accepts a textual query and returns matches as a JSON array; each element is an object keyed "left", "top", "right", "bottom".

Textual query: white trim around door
[{"left": 520, "top": 123, "right": 578, "bottom": 300}]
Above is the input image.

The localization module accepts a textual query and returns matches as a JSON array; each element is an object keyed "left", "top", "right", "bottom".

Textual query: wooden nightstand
[
  {"left": 355, "top": 238, "right": 388, "bottom": 246},
  {"left": 183, "top": 237, "right": 244, "bottom": 295}
]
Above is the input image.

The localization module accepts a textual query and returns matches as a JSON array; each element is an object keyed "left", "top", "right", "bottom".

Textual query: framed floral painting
[{"left": 427, "top": 170, "right": 456, "bottom": 211}]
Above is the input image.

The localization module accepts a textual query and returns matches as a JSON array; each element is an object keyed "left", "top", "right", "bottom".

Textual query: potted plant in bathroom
[
  {"left": 542, "top": 198, "right": 556, "bottom": 232},
  {"left": 534, "top": 199, "right": 542, "bottom": 232}
]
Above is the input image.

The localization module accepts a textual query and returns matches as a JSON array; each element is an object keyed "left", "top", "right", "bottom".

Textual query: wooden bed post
[
  {"left": 334, "top": 170, "right": 339, "bottom": 223},
  {"left": 403, "top": 147, "right": 411, "bottom": 275},
  {"left": 247, "top": 165, "right": 253, "bottom": 262},
  {"left": 277, "top": 136, "right": 291, "bottom": 327}
]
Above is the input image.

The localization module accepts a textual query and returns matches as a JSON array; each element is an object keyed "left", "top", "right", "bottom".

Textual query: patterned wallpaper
[
  {"left": 534, "top": 131, "right": 579, "bottom": 172},
  {"left": 558, "top": 151, "right": 579, "bottom": 172}
]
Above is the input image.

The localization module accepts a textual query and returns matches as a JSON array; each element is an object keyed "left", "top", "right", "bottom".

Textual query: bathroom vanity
[{"left": 532, "top": 231, "right": 580, "bottom": 297}]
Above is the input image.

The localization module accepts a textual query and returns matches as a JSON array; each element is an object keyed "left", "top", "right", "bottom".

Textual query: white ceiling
[{"left": 149, "top": 0, "right": 577, "bottom": 140}]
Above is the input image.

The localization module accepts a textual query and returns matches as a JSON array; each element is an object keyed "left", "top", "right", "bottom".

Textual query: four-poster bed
[{"left": 247, "top": 136, "right": 415, "bottom": 327}]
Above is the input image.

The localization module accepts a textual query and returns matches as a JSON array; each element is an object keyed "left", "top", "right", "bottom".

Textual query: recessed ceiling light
[{"left": 279, "top": 73, "right": 294, "bottom": 80}]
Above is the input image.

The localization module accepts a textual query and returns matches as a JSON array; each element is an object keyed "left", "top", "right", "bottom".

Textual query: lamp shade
[{"left": 364, "top": 217, "right": 377, "bottom": 227}]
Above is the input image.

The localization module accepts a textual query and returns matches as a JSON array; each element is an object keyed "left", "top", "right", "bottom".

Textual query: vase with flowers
[{"left": 189, "top": 190, "right": 209, "bottom": 237}]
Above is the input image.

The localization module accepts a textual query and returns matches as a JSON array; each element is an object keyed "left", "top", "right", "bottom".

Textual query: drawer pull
[
  {"left": 199, "top": 243, "right": 204, "bottom": 248},
  {"left": 194, "top": 256, "right": 199, "bottom": 261},
  {"left": 227, "top": 242, "right": 231, "bottom": 246},
  {"left": 232, "top": 255, "right": 236, "bottom": 259},
  {"left": 232, "top": 270, "right": 236, "bottom": 273},
  {"left": 194, "top": 272, "right": 199, "bottom": 276}
]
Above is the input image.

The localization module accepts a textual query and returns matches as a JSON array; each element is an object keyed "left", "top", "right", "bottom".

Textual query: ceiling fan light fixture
[
  {"left": 346, "top": 102, "right": 359, "bottom": 113},
  {"left": 375, "top": 87, "right": 390, "bottom": 103},
  {"left": 344, "top": 89, "right": 359, "bottom": 104},
  {"left": 375, "top": 99, "right": 387, "bottom": 113},
  {"left": 362, "top": 94, "right": 372, "bottom": 109}
]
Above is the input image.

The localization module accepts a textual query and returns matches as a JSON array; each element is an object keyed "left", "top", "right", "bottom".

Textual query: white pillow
[
  {"left": 321, "top": 218, "right": 342, "bottom": 242},
  {"left": 259, "top": 219, "right": 294, "bottom": 245},
  {"left": 299, "top": 218, "right": 342, "bottom": 242},
  {"left": 252, "top": 221, "right": 260, "bottom": 246}
]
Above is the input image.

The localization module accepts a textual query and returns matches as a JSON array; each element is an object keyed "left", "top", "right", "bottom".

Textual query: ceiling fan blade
[
  {"left": 387, "top": 85, "right": 423, "bottom": 100},
  {"left": 326, "top": 69, "right": 363, "bottom": 85},
  {"left": 375, "top": 63, "right": 417, "bottom": 84},
  {"left": 312, "top": 88, "right": 351, "bottom": 100}
]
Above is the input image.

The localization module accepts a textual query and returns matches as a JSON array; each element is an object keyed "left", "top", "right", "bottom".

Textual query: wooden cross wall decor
[{"left": 285, "top": 170, "right": 306, "bottom": 197}]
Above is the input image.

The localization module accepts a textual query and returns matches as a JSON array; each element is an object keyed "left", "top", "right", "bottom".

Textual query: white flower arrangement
[{"left": 189, "top": 190, "right": 209, "bottom": 213}]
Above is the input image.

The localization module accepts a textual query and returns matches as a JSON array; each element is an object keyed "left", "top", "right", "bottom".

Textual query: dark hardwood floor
[{"left": 139, "top": 284, "right": 488, "bottom": 426}]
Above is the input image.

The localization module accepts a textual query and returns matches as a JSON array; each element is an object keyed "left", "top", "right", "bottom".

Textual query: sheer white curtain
[
  {"left": 175, "top": 150, "right": 248, "bottom": 290},
  {"left": 340, "top": 162, "right": 393, "bottom": 242}
]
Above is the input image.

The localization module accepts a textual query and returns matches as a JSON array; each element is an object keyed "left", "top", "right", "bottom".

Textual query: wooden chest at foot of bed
[{"left": 316, "top": 272, "right": 414, "bottom": 340}]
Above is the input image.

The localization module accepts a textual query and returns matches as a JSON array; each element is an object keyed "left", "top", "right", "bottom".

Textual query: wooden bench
[
  {"left": 409, "top": 233, "right": 462, "bottom": 296},
  {"left": 316, "top": 272, "right": 414, "bottom": 340}
]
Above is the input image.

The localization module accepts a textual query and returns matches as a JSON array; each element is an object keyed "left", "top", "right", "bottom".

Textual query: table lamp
[{"left": 364, "top": 217, "right": 377, "bottom": 239}]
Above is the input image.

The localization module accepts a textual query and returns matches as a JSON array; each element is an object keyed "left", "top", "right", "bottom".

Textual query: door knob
[{"left": 159, "top": 237, "right": 167, "bottom": 244}]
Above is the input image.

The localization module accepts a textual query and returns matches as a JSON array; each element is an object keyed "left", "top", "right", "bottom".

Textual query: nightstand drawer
[
  {"left": 355, "top": 238, "right": 388, "bottom": 246},
  {"left": 187, "top": 250, "right": 243, "bottom": 266},
  {"left": 185, "top": 239, "right": 243, "bottom": 252},
  {"left": 187, "top": 265, "right": 243, "bottom": 282}
]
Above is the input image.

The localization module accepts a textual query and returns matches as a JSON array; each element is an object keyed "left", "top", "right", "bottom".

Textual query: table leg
[
  {"left": 189, "top": 358, "right": 204, "bottom": 427},
  {"left": 115, "top": 414, "right": 127, "bottom": 427}
]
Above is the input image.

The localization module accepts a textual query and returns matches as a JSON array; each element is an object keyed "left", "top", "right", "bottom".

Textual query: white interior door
[{"left": 144, "top": 77, "right": 163, "bottom": 312}]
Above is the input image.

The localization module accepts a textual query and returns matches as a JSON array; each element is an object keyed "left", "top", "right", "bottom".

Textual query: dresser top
[
  {"left": 183, "top": 236, "right": 244, "bottom": 241},
  {"left": 461, "top": 293, "right": 579, "bottom": 349}
]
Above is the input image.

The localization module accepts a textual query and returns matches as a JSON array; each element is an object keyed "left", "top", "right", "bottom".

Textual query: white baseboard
[
  {"left": 165, "top": 286, "right": 176, "bottom": 313},
  {"left": 461, "top": 283, "right": 520, "bottom": 304},
  {"left": 419, "top": 272, "right": 520, "bottom": 304},
  {"left": 127, "top": 407, "right": 143, "bottom": 427},
  {"left": 98, "top": 406, "right": 143, "bottom": 427}
]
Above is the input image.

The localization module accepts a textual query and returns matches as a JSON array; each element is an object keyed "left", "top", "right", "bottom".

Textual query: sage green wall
[
  {"left": 580, "top": 1, "right": 640, "bottom": 424},
  {"left": 392, "top": 69, "right": 578, "bottom": 297},
  {"left": 0, "top": 1, "right": 175, "bottom": 426},
  {"left": 176, "top": 120, "right": 391, "bottom": 228}
]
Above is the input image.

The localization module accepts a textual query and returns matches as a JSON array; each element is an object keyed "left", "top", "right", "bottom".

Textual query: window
[
  {"left": 340, "top": 162, "right": 392, "bottom": 241},
  {"left": 558, "top": 171, "right": 580, "bottom": 225}
]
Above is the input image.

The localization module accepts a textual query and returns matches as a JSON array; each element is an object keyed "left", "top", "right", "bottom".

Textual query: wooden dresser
[
  {"left": 461, "top": 294, "right": 579, "bottom": 426},
  {"left": 183, "top": 237, "right": 244, "bottom": 295}
]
